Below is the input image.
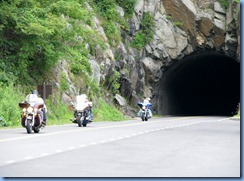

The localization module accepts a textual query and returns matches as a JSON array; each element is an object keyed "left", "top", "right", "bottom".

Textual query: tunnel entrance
[{"left": 158, "top": 51, "right": 240, "bottom": 116}]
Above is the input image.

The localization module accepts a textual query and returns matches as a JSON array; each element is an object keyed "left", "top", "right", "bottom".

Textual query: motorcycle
[
  {"left": 137, "top": 102, "right": 152, "bottom": 121},
  {"left": 19, "top": 102, "right": 45, "bottom": 134},
  {"left": 70, "top": 99, "right": 93, "bottom": 127}
]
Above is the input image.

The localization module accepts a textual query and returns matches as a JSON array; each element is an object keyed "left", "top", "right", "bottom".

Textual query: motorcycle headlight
[
  {"left": 23, "top": 108, "right": 27, "bottom": 112},
  {"left": 27, "top": 107, "right": 33, "bottom": 113},
  {"left": 34, "top": 108, "right": 38, "bottom": 112},
  {"left": 142, "top": 106, "right": 146, "bottom": 109}
]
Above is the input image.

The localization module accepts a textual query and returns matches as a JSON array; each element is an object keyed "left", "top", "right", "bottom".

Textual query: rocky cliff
[{"left": 57, "top": 0, "right": 240, "bottom": 116}]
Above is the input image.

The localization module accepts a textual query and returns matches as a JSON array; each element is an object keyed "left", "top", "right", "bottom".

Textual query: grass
[{"left": 93, "top": 98, "right": 128, "bottom": 121}]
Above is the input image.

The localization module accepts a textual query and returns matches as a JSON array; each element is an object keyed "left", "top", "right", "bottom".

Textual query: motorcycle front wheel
[
  {"left": 26, "top": 119, "right": 32, "bottom": 134},
  {"left": 141, "top": 113, "right": 145, "bottom": 121},
  {"left": 145, "top": 112, "right": 149, "bottom": 121},
  {"left": 77, "top": 115, "right": 83, "bottom": 127}
]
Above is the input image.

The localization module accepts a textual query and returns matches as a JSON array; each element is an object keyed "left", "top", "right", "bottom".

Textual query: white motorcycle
[{"left": 137, "top": 102, "right": 152, "bottom": 121}]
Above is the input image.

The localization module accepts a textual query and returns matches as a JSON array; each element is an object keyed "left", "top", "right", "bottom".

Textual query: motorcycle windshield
[
  {"left": 75, "top": 96, "right": 92, "bottom": 111},
  {"left": 26, "top": 94, "right": 44, "bottom": 107},
  {"left": 26, "top": 94, "right": 39, "bottom": 106},
  {"left": 137, "top": 102, "right": 152, "bottom": 109},
  {"left": 76, "top": 102, "right": 89, "bottom": 111}
]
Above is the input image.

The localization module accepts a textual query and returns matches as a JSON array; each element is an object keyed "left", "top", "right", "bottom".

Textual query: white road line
[
  {"left": 117, "top": 137, "right": 124, "bottom": 139},
  {"left": 24, "top": 156, "right": 33, "bottom": 160},
  {"left": 55, "top": 149, "right": 62, "bottom": 153},
  {"left": 68, "top": 147, "right": 75, "bottom": 150},
  {"left": 5, "top": 160, "right": 15, "bottom": 164},
  {"left": 90, "top": 142, "right": 97, "bottom": 145},
  {"left": 79, "top": 144, "right": 87, "bottom": 147},
  {"left": 40, "top": 153, "right": 49, "bottom": 156}
]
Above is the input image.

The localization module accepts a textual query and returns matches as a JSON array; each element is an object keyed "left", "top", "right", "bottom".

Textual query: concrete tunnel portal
[{"left": 158, "top": 51, "right": 240, "bottom": 116}]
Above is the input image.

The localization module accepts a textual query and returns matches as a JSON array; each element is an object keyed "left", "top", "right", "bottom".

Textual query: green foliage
[
  {"left": 93, "top": 98, "right": 127, "bottom": 121},
  {"left": 0, "top": 71, "right": 16, "bottom": 86},
  {"left": 116, "top": 0, "right": 137, "bottom": 18},
  {"left": 106, "top": 70, "right": 121, "bottom": 94},
  {"left": 45, "top": 94, "right": 72, "bottom": 123},
  {"left": 0, "top": 0, "right": 67, "bottom": 84},
  {"left": 85, "top": 78, "right": 101, "bottom": 100},
  {"left": 166, "top": 15, "right": 173, "bottom": 20},
  {"left": 70, "top": 54, "right": 92, "bottom": 75},
  {"left": 173, "top": 21, "right": 183, "bottom": 27},
  {"left": 218, "top": 0, "right": 229, "bottom": 9},
  {"left": 92, "top": 0, "right": 130, "bottom": 46},
  {"left": 0, "top": 83, "right": 25, "bottom": 127},
  {"left": 131, "top": 32, "right": 146, "bottom": 49},
  {"left": 93, "top": 0, "right": 118, "bottom": 20},
  {"left": 132, "top": 12, "right": 155, "bottom": 50},
  {"left": 0, "top": 0, "right": 104, "bottom": 85},
  {"left": 103, "top": 21, "right": 121, "bottom": 45},
  {"left": 60, "top": 73, "right": 69, "bottom": 93}
]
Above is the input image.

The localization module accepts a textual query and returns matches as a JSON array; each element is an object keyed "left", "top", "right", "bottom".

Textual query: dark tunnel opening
[{"left": 158, "top": 51, "right": 240, "bottom": 116}]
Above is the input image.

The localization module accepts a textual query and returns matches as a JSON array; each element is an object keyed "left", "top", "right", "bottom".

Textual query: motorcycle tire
[
  {"left": 33, "top": 127, "right": 40, "bottom": 133},
  {"left": 26, "top": 119, "right": 32, "bottom": 134},
  {"left": 82, "top": 119, "right": 88, "bottom": 127},
  {"left": 141, "top": 114, "right": 145, "bottom": 121},
  {"left": 145, "top": 112, "right": 148, "bottom": 121},
  {"left": 77, "top": 115, "right": 83, "bottom": 127}
]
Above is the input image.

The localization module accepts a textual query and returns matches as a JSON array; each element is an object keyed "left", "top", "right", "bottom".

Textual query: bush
[
  {"left": 132, "top": 12, "right": 155, "bottom": 49},
  {"left": 103, "top": 21, "right": 121, "bottom": 45},
  {"left": 0, "top": 84, "right": 25, "bottom": 127},
  {"left": 106, "top": 70, "right": 121, "bottom": 94},
  {"left": 131, "top": 32, "right": 146, "bottom": 49}
]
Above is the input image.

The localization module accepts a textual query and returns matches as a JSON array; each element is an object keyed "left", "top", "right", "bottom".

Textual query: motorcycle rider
[
  {"left": 25, "top": 90, "right": 47, "bottom": 125},
  {"left": 143, "top": 97, "right": 150, "bottom": 104},
  {"left": 144, "top": 97, "right": 152, "bottom": 117}
]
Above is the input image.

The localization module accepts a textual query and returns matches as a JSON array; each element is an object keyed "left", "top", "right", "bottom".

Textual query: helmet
[
  {"left": 32, "top": 90, "right": 38, "bottom": 95},
  {"left": 146, "top": 97, "right": 151, "bottom": 101}
]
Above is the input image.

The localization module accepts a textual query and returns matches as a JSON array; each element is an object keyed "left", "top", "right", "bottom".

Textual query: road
[{"left": 0, "top": 116, "right": 240, "bottom": 177}]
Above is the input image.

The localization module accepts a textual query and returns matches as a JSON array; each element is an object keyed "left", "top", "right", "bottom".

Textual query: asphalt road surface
[{"left": 0, "top": 116, "right": 240, "bottom": 177}]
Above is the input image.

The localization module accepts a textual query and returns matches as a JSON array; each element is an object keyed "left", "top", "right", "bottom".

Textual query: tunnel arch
[{"left": 158, "top": 51, "right": 240, "bottom": 116}]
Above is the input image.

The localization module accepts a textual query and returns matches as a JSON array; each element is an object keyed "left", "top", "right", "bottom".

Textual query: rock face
[
  {"left": 117, "top": 0, "right": 239, "bottom": 113},
  {"left": 57, "top": 0, "right": 240, "bottom": 115}
]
